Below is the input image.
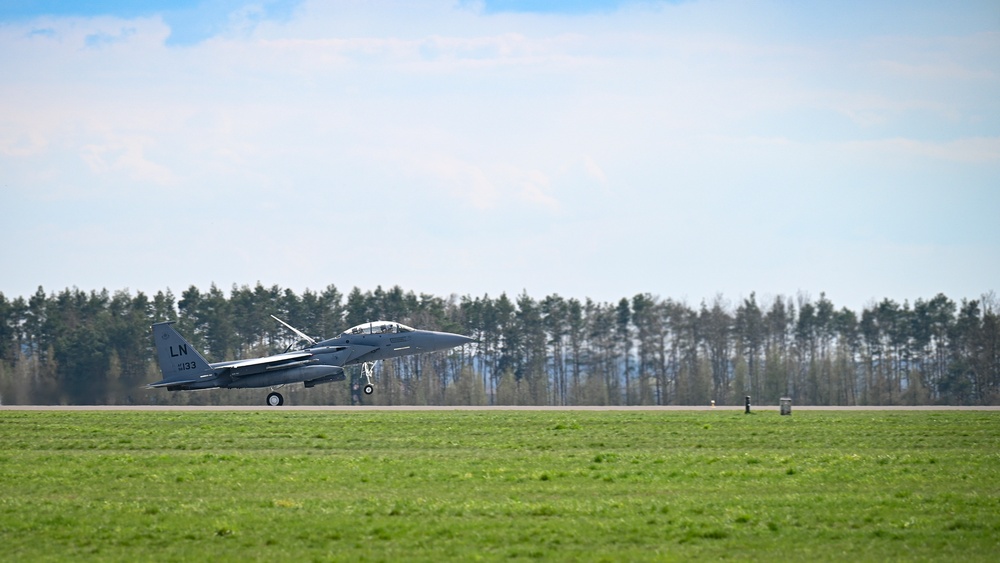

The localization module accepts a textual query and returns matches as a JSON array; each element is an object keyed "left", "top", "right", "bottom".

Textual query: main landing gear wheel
[
  {"left": 363, "top": 384, "right": 374, "bottom": 395},
  {"left": 266, "top": 392, "right": 284, "bottom": 406}
]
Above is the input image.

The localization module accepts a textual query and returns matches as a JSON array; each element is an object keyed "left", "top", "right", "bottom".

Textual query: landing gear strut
[
  {"left": 362, "top": 361, "right": 376, "bottom": 395},
  {"left": 266, "top": 391, "right": 284, "bottom": 406}
]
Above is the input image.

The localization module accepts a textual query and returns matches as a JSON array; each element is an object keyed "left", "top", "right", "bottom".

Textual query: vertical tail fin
[{"left": 150, "top": 322, "right": 214, "bottom": 385}]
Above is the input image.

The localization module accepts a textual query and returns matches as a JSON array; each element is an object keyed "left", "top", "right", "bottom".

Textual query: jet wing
[
  {"left": 217, "top": 351, "right": 316, "bottom": 378},
  {"left": 224, "top": 352, "right": 313, "bottom": 369}
]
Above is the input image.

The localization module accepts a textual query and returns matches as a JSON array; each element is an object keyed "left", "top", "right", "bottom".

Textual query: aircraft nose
[
  {"left": 443, "top": 332, "right": 475, "bottom": 347},
  {"left": 427, "top": 331, "right": 475, "bottom": 350}
]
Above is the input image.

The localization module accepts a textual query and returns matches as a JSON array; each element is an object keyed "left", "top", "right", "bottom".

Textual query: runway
[{"left": 2, "top": 405, "right": 998, "bottom": 411}]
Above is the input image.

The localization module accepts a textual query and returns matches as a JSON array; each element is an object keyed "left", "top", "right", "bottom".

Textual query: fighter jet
[{"left": 149, "top": 316, "right": 473, "bottom": 406}]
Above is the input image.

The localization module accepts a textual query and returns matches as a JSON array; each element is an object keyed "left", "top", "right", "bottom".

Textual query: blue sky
[{"left": 1, "top": 0, "right": 998, "bottom": 310}]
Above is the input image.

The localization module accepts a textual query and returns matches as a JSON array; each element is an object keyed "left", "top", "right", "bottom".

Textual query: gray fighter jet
[{"left": 149, "top": 316, "right": 473, "bottom": 406}]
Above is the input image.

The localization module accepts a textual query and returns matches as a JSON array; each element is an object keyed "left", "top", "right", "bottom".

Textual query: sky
[{"left": 2, "top": 0, "right": 998, "bottom": 311}]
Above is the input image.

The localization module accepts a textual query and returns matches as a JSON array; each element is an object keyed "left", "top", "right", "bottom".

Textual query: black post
[{"left": 745, "top": 395, "right": 751, "bottom": 414}]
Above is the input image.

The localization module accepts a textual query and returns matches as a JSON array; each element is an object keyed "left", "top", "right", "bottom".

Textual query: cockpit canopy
[{"left": 342, "top": 321, "right": 415, "bottom": 336}]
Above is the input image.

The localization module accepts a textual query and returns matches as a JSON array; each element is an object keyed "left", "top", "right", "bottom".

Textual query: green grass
[{"left": 1, "top": 410, "right": 998, "bottom": 561}]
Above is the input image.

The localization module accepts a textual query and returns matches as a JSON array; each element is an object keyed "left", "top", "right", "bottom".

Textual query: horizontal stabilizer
[{"left": 147, "top": 377, "right": 204, "bottom": 389}]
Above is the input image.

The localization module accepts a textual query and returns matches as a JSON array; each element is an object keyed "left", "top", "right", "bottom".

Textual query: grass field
[{"left": 1, "top": 409, "right": 998, "bottom": 561}]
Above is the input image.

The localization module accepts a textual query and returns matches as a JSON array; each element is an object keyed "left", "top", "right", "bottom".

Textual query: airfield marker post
[
  {"left": 745, "top": 396, "right": 751, "bottom": 414},
  {"left": 780, "top": 397, "right": 792, "bottom": 415}
]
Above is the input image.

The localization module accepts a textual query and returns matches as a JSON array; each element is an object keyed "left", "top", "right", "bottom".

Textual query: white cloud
[
  {"left": 582, "top": 156, "right": 607, "bottom": 184},
  {"left": 80, "top": 134, "right": 176, "bottom": 184},
  {"left": 0, "top": 129, "right": 48, "bottom": 157},
  {"left": 844, "top": 136, "right": 1000, "bottom": 163}
]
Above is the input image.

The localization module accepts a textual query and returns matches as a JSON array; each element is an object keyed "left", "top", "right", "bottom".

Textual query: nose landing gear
[{"left": 362, "top": 361, "right": 376, "bottom": 395}]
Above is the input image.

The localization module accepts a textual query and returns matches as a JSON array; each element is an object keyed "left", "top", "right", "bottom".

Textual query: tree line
[{"left": 0, "top": 284, "right": 997, "bottom": 406}]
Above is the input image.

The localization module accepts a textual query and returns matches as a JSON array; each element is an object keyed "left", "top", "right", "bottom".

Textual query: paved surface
[{"left": 2, "top": 405, "right": 998, "bottom": 411}]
